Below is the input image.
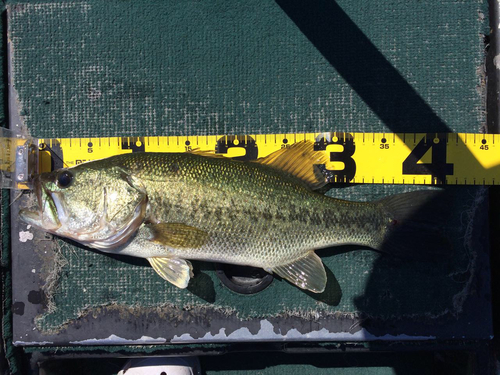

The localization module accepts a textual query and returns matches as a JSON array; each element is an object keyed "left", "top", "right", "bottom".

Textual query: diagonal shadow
[
  {"left": 274, "top": 0, "right": 500, "bottom": 186},
  {"left": 275, "top": 0, "right": 451, "bottom": 134},
  {"left": 276, "top": 0, "right": 492, "bottom": 346}
]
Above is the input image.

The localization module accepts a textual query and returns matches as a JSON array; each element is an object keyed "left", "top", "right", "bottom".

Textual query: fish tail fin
[{"left": 375, "top": 190, "right": 452, "bottom": 261}]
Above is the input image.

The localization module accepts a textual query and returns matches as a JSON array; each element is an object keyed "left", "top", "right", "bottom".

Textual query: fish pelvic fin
[
  {"left": 272, "top": 251, "right": 327, "bottom": 293},
  {"left": 148, "top": 257, "right": 194, "bottom": 288},
  {"left": 150, "top": 223, "right": 209, "bottom": 249},
  {"left": 254, "top": 141, "right": 329, "bottom": 190},
  {"left": 376, "top": 190, "right": 453, "bottom": 261}
]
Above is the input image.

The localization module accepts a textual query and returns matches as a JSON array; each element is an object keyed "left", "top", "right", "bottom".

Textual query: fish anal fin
[
  {"left": 254, "top": 141, "right": 329, "bottom": 190},
  {"left": 148, "top": 257, "right": 193, "bottom": 288},
  {"left": 272, "top": 251, "right": 326, "bottom": 293},
  {"left": 151, "top": 223, "right": 209, "bottom": 249}
]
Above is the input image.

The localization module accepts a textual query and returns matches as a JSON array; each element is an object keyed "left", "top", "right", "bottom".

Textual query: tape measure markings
[{"left": 36, "top": 132, "right": 500, "bottom": 186}]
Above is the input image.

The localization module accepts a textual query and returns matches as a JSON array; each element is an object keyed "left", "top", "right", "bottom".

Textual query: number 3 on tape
[{"left": 314, "top": 133, "right": 356, "bottom": 183}]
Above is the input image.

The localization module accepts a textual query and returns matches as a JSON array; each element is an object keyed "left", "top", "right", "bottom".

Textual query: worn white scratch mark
[
  {"left": 14, "top": 341, "right": 53, "bottom": 346},
  {"left": 171, "top": 320, "right": 437, "bottom": 343},
  {"left": 19, "top": 230, "right": 33, "bottom": 242},
  {"left": 494, "top": 55, "right": 500, "bottom": 70},
  {"left": 17, "top": 322, "right": 437, "bottom": 347},
  {"left": 70, "top": 334, "right": 167, "bottom": 345}
]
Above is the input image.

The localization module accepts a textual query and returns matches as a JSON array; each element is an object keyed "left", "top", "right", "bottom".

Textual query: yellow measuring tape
[{"left": 35, "top": 132, "right": 500, "bottom": 186}]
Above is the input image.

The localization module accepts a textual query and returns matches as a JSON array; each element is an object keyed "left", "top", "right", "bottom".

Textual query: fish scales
[
  {"left": 20, "top": 141, "right": 446, "bottom": 292},
  {"left": 106, "top": 152, "right": 387, "bottom": 267}
]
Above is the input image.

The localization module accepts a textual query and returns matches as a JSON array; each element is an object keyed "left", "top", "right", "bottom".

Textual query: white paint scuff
[
  {"left": 19, "top": 230, "right": 33, "bottom": 242},
  {"left": 69, "top": 334, "right": 167, "bottom": 345},
  {"left": 494, "top": 54, "right": 500, "bottom": 70},
  {"left": 14, "top": 341, "right": 53, "bottom": 346},
  {"left": 171, "top": 320, "right": 436, "bottom": 343},
  {"left": 16, "top": 321, "right": 437, "bottom": 347}
]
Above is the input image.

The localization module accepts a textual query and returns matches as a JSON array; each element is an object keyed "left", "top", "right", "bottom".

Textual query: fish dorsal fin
[
  {"left": 272, "top": 251, "right": 327, "bottom": 293},
  {"left": 189, "top": 148, "right": 227, "bottom": 159},
  {"left": 254, "top": 141, "right": 329, "bottom": 190},
  {"left": 148, "top": 257, "right": 193, "bottom": 288},
  {"left": 150, "top": 223, "right": 209, "bottom": 249}
]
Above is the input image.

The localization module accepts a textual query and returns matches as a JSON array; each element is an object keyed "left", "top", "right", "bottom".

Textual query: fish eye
[{"left": 57, "top": 170, "right": 73, "bottom": 188}]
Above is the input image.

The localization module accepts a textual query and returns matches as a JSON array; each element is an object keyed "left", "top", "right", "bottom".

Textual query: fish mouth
[
  {"left": 19, "top": 176, "right": 61, "bottom": 232},
  {"left": 19, "top": 174, "right": 148, "bottom": 250}
]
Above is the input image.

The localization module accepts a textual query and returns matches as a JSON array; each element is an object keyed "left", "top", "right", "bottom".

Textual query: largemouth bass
[{"left": 20, "top": 141, "right": 445, "bottom": 293}]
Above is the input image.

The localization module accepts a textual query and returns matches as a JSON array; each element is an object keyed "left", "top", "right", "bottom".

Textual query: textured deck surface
[{"left": 6, "top": 0, "right": 492, "bottom": 347}]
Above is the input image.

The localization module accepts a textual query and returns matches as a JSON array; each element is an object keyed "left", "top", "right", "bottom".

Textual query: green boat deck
[{"left": 0, "top": 0, "right": 496, "bottom": 373}]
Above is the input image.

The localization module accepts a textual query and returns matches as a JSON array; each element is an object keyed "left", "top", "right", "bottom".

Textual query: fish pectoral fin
[
  {"left": 148, "top": 257, "right": 193, "bottom": 288},
  {"left": 150, "top": 223, "right": 209, "bottom": 249},
  {"left": 272, "top": 251, "right": 327, "bottom": 293},
  {"left": 253, "top": 141, "right": 330, "bottom": 190}
]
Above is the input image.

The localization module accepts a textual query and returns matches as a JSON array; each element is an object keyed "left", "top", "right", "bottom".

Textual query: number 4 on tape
[{"left": 402, "top": 134, "right": 454, "bottom": 184}]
